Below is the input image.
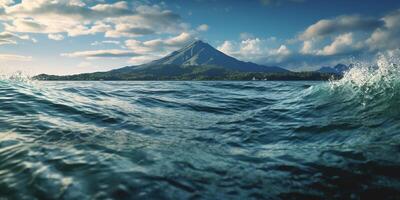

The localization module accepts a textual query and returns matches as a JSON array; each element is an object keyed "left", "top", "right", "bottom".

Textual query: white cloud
[
  {"left": 125, "top": 32, "right": 194, "bottom": 53},
  {"left": 68, "top": 0, "right": 85, "bottom": 7},
  {"left": 241, "top": 38, "right": 263, "bottom": 55},
  {"left": 123, "top": 32, "right": 195, "bottom": 64},
  {"left": 0, "top": 31, "right": 34, "bottom": 45},
  {"left": 196, "top": 24, "right": 209, "bottom": 32},
  {"left": 0, "top": 39, "right": 16, "bottom": 45},
  {"left": 61, "top": 49, "right": 138, "bottom": 59},
  {"left": 367, "top": 10, "right": 400, "bottom": 51},
  {"left": 1, "top": 1, "right": 186, "bottom": 38},
  {"left": 125, "top": 39, "right": 154, "bottom": 54},
  {"left": 105, "top": 26, "right": 155, "bottom": 38},
  {"left": 0, "top": 53, "right": 32, "bottom": 61},
  {"left": 48, "top": 33, "right": 64, "bottom": 41},
  {"left": 273, "top": 45, "right": 291, "bottom": 57},
  {"left": 300, "top": 40, "right": 313, "bottom": 54},
  {"left": 297, "top": 10, "right": 400, "bottom": 58},
  {"left": 60, "top": 32, "right": 194, "bottom": 65},
  {"left": 217, "top": 37, "right": 291, "bottom": 64},
  {"left": 316, "top": 33, "right": 354, "bottom": 56},
  {"left": 217, "top": 41, "right": 236, "bottom": 55},
  {"left": 299, "top": 15, "right": 383, "bottom": 40},
  {"left": 91, "top": 40, "right": 121, "bottom": 46},
  {"left": 300, "top": 33, "right": 356, "bottom": 56},
  {"left": 103, "top": 5, "right": 186, "bottom": 38},
  {"left": 164, "top": 32, "right": 193, "bottom": 46},
  {"left": 91, "top": 1, "right": 129, "bottom": 12}
]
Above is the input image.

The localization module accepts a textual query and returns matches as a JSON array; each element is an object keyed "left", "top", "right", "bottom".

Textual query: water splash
[
  {"left": 329, "top": 50, "right": 400, "bottom": 104},
  {"left": 0, "top": 71, "right": 35, "bottom": 85}
]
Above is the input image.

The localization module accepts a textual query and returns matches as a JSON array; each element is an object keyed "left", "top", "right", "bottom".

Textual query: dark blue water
[{"left": 1, "top": 59, "right": 400, "bottom": 199}]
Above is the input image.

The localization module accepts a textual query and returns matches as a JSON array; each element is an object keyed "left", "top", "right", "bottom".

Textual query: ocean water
[{"left": 1, "top": 55, "right": 400, "bottom": 199}]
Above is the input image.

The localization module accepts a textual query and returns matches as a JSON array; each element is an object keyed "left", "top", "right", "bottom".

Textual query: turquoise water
[{"left": 1, "top": 55, "right": 400, "bottom": 199}]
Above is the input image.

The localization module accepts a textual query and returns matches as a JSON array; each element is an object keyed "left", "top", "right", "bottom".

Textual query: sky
[{"left": 0, "top": 0, "right": 400, "bottom": 75}]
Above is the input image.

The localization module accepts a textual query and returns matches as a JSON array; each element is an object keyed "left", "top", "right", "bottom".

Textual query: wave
[
  {"left": 305, "top": 50, "right": 400, "bottom": 118},
  {"left": 332, "top": 50, "right": 400, "bottom": 102},
  {"left": 0, "top": 71, "right": 33, "bottom": 84}
]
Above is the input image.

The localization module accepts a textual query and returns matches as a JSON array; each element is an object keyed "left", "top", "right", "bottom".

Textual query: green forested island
[{"left": 34, "top": 65, "right": 340, "bottom": 81}]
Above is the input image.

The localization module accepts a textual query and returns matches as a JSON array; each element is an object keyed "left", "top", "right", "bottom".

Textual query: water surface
[{"left": 1, "top": 57, "right": 400, "bottom": 199}]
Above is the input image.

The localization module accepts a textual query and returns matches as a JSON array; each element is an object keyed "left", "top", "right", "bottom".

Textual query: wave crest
[
  {"left": 1, "top": 71, "right": 32, "bottom": 81},
  {"left": 0, "top": 71, "right": 35, "bottom": 87},
  {"left": 330, "top": 50, "right": 400, "bottom": 96},
  {"left": 301, "top": 50, "right": 400, "bottom": 120},
  {"left": 330, "top": 50, "right": 400, "bottom": 104}
]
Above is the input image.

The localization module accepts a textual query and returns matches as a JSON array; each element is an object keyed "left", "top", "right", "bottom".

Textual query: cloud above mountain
[
  {"left": 217, "top": 37, "right": 291, "bottom": 64},
  {"left": 124, "top": 32, "right": 195, "bottom": 64},
  {"left": 61, "top": 32, "right": 195, "bottom": 64},
  {"left": 124, "top": 32, "right": 194, "bottom": 55}
]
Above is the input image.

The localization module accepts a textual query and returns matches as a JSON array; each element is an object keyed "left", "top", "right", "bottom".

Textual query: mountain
[
  {"left": 317, "top": 64, "right": 353, "bottom": 75},
  {"left": 113, "top": 40, "right": 288, "bottom": 74},
  {"left": 36, "top": 40, "right": 329, "bottom": 81}
]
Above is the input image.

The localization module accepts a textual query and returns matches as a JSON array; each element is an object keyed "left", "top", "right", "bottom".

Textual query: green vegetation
[{"left": 34, "top": 65, "right": 340, "bottom": 81}]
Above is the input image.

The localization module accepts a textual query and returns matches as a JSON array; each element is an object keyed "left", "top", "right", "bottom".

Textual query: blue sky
[{"left": 0, "top": 0, "right": 399, "bottom": 75}]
